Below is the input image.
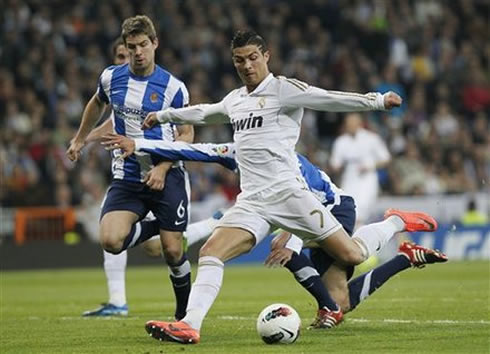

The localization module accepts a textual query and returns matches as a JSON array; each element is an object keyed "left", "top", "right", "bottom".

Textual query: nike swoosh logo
[
  {"left": 279, "top": 327, "right": 294, "bottom": 339},
  {"left": 174, "top": 220, "right": 186, "bottom": 226}
]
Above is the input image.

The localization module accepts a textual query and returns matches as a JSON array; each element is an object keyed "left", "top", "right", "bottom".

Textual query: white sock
[
  {"left": 182, "top": 256, "right": 224, "bottom": 330},
  {"left": 103, "top": 250, "right": 127, "bottom": 307},
  {"left": 184, "top": 217, "right": 219, "bottom": 246},
  {"left": 352, "top": 216, "right": 404, "bottom": 258}
]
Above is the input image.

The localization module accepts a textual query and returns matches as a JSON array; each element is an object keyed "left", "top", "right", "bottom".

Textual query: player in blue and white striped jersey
[{"left": 67, "top": 16, "right": 193, "bottom": 321}]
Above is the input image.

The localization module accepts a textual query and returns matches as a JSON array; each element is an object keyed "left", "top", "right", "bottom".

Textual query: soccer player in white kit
[
  {"left": 140, "top": 30, "right": 434, "bottom": 344},
  {"left": 330, "top": 112, "right": 391, "bottom": 225}
]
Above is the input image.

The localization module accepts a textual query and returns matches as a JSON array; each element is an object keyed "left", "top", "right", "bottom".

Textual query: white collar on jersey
[{"left": 242, "top": 73, "right": 274, "bottom": 96}]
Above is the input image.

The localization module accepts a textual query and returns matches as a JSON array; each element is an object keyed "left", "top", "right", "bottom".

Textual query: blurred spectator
[
  {"left": 390, "top": 141, "right": 426, "bottom": 195},
  {"left": 460, "top": 199, "right": 488, "bottom": 226}
]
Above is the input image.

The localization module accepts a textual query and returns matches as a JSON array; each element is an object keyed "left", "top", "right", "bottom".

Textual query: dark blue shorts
[
  {"left": 100, "top": 167, "right": 189, "bottom": 232},
  {"left": 309, "top": 196, "right": 356, "bottom": 280}
]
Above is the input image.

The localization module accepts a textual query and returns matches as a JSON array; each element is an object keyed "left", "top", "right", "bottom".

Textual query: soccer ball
[{"left": 256, "top": 303, "right": 301, "bottom": 344}]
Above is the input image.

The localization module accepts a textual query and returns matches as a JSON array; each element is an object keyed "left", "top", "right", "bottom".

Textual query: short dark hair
[
  {"left": 111, "top": 37, "right": 125, "bottom": 57},
  {"left": 121, "top": 15, "right": 157, "bottom": 44},
  {"left": 231, "top": 30, "right": 268, "bottom": 53}
]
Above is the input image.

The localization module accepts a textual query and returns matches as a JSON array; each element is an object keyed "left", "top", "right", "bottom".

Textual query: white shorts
[{"left": 217, "top": 188, "right": 342, "bottom": 245}]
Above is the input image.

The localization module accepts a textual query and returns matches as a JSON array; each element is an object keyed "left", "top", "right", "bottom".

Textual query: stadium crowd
[{"left": 1, "top": 0, "right": 488, "bottom": 224}]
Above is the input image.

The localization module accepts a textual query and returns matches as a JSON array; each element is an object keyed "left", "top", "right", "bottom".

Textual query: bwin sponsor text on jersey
[{"left": 232, "top": 113, "right": 263, "bottom": 132}]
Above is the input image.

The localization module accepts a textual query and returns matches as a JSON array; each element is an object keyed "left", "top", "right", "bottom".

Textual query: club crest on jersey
[
  {"left": 150, "top": 92, "right": 158, "bottom": 103},
  {"left": 258, "top": 97, "right": 266, "bottom": 108},
  {"left": 212, "top": 145, "right": 229, "bottom": 156},
  {"left": 232, "top": 112, "right": 263, "bottom": 132}
]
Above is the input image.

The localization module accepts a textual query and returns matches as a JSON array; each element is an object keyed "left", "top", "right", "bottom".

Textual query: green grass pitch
[{"left": 1, "top": 261, "right": 489, "bottom": 353}]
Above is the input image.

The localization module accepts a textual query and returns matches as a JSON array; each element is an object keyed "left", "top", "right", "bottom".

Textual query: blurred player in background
[
  {"left": 330, "top": 112, "right": 391, "bottom": 226},
  {"left": 66, "top": 15, "right": 194, "bottom": 321},
  {"left": 330, "top": 112, "right": 392, "bottom": 268},
  {"left": 137, "top": 30, "right": 438, "bottom": 344}
]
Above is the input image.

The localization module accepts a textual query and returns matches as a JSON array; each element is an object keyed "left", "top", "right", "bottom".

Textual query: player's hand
[
  {"left": 383, "top": 91, "right": 402, "bottom": 109},
  {"left": 265, "top": 248, "right": 294, "bottom": 267},
  {"left": 142, "top": 112, "right": 158, "bottom": 130},
  {"left": 143, "top": 161, "right": 172, "bottom": 191},
  {"left": 66, "top": 138, "right": 85, "bottom": 162},
  {"left": 101, "top": 133, "right": 135, "bottom": 159},
  {"left": 270, "top": 231, "right": 292, "bottom": 251}
]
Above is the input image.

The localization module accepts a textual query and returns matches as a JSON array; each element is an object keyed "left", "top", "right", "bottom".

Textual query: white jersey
[
  {"left": 158, "top": 73, "right": 386, "bottom": 201},
  {"left": 330, "top": 128, "right": 390, "bottom": 221}
]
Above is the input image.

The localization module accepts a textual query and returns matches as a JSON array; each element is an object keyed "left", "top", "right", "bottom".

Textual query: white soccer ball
[{"left": 256, "top": 303, "right": 301, "bottom": 344}]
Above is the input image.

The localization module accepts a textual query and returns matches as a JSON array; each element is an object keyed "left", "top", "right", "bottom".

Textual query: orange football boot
[
  {"left": 384, "top": 208, "right": 438, "bottom": 232},
  {"left": 145, "top": 320, "right": 200, "bottom": 344}
]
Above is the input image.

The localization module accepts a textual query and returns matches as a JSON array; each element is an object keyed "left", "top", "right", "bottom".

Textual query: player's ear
[
  {"left": 264, "top": 50, "right": 270, "bottom": 63},
  {"left": 153, "top": 37, "right": 159, "bottom": 50}
]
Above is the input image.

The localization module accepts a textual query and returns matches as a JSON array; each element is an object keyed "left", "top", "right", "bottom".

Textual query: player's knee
[
  {"left": 338, "top": 248, "right": 365, "bottom": 265},
  {"left": 161, "top": 243, "right": 183, "bottom": 264},
  {"left": 101, "top": 240, "right": 123, "bottom": 254},
  {"left": 99, "top": 225, "right": 127, "bottom": 254}
]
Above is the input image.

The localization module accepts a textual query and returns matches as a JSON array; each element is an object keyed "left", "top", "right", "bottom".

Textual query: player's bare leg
[
  {"left": 84, "top": 211, "right": 155, "bottom": 317},
  {"left": 317, "top": 228, "right": 367, "bottom": 265},
  {"left": 322, "top": 263, "right": 351, "bottom": 312},
  {"left": 100, "top": 210, "right": 161, "bottom": 254},
  {"left": 317, "top": 209, "right": 438, "bottom": 267},
  {"left": 304, "top": 262, "right": 346, "bottom": 329},
  {"left": 146, "top": 227, "right": 255, "bottom": 344},
  {"left": 141, "top": 238, "right": 162, "bottom": 258},
  {"left": 99, "top": 211, "right": 140, "bottom": 253}
]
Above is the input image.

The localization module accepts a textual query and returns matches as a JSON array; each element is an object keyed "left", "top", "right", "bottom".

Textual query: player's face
[
  {"left": 114, "top": 45, "right": 129, "bottom": 65},
  {"left": 344, "top": 113, "right": 362, "bottom": 135},
  {"left": 232, "top": 45, "right": 270, "bottom": 91},
  {"left": 125, "top": 34, "right": 158, "bottom": 75}
]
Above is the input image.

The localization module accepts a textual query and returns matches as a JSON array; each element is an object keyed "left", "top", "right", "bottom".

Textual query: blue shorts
[
  {"left": 309, "top": 196, "right": 356, "bottom": 280},
  {"left": 101, "top": 167, "right": 190, "bottom": 232}
]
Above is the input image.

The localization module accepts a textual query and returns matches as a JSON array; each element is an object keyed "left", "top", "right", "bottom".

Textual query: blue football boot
[{"left": 82, "top": 303, "right": 128, "bottom": 317}]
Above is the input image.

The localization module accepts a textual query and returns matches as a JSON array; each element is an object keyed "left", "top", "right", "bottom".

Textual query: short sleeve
[
  {"left": 96, "top": 67, "right": 112, "bottom": 104},
  {"left": 170, "top": 82, "right": 190, "bottom": 109}
]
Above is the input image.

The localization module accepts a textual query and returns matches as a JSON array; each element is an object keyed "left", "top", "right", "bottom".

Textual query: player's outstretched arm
[
  {"left": 102, "top": 133, "right": 237, "bottom": 171},
  {"left": 67, "top": 94, "right": 106, "bottom": 161},
  {"left": 278, "top": 77, "right": 402, "bottom": 113},
  {"left": 142, "top": 101, "right": 229, "bottom": 129}
]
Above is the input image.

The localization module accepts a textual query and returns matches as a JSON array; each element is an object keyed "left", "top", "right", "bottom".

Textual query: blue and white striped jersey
[
  {"left": 97, "top": 63, "right": 189, "bottom": 183},
  {"left": 296, "top": 154, "right": 346, "bottom": 208},
  {"left": 134, "top": 140, "right": 348, "bottom": 207}
]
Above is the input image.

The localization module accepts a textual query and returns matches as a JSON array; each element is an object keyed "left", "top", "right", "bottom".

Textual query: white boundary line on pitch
[
  {"left": 218, "top": 316, "right": 490, "bottom": 325},
  {"left": 32, "top": 316, "right": 490, "bottom": 325}
]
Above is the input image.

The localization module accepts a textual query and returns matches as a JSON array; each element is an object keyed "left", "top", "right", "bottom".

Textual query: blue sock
[
  {"left": 348, "top": 255, "right": 410, "bottom": 310},
  {"left": 168, "top": 254, "right": 191, "bottom": 320},
  {"left": 121, "top": 220, "right": 160, "bottom": 251},
  {"left": 285, "top": 252, "right": 339, "bottom": 311}
]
